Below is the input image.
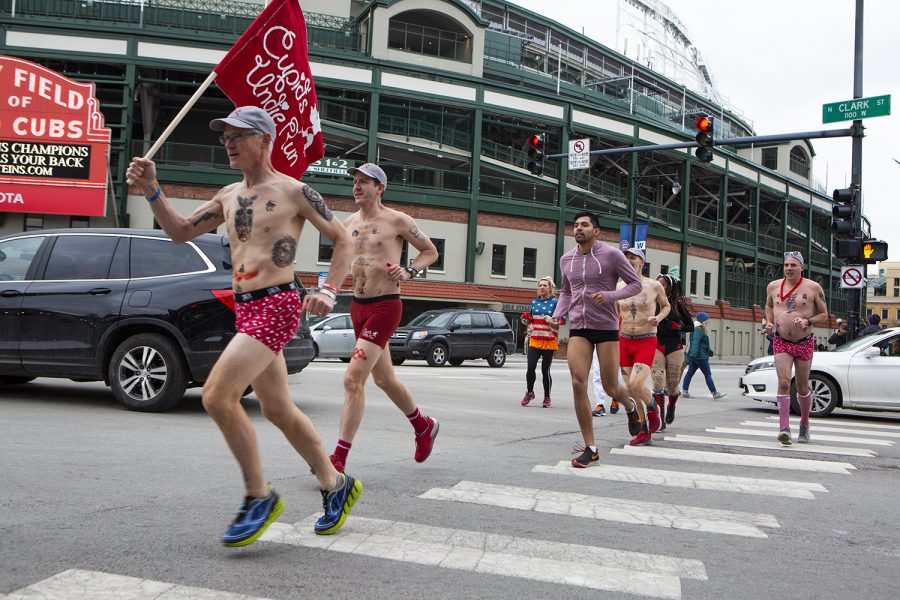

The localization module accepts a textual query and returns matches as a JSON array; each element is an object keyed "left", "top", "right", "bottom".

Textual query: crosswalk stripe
[
  {"left": 611, "top": 446, "right": 856, "bottom": 474},
  {"left": 664, "top": 434, "right": 876, "bottom": 457},
  {"left": 741, "top": 421, "right": 900, "bottom": 438},
  {"left": 2, "top": 569, "right": 274, "bottom": 600},
  {"left": 532, "top": 461, "right": 828, "bottom": 499},
  {"left": 706, "top": 427, "right": 894, "bottom": 446},
  {"left": 262, "top": 515, "right": 707, "bottom": 599},
  {"left": 763, "top": 415, "right": 900, "bottom": 431},
  {"left": 420, "top": 481, "right": 779, "bottom": 538}
]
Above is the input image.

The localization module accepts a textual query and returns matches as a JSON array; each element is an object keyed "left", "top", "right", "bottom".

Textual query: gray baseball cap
[
  {"left": 347, "top": 162, "right": 387, "bottom": 187},
  {"left": 210, "top": 106, "right": 276, "bottom": 139},
  {"left": 625, "top": 247, "right": 646, "bottom": 261}
]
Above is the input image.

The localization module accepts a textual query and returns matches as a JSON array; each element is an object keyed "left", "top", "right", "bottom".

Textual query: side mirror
[
  {"left": 322, "top": 325, "right": 332, "bottom": 332},
  {"left": 861, "top": 346, "right": 881, "bottom": 358},
  {"left": 449, "top": 323, "right": 461, "bottom": 331}
]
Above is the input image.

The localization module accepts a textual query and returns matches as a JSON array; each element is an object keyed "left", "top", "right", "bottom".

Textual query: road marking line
[
  {"left": 2, "top": 569, "right": 275, "bottom": 600},
  {"left": 611, "top": 446, "right": 856, "bottom": 474},
  {"left": 706, "top": 427, "right": 894, "bottom": 446},
  {"left": 742, "top": 421, "right": 900, "bottom": 438},
  {"left": 262, "top": 515, "right": 706, "bottom": 598},
  {"left": 664, "top": 434, "right": 876, "bottom": 457},
  {"left": 420, "top": 481, "right": 779, "bottom": 538},
  {"left": 763, "top": 416, "right": 900, "bottom": 431},
  {"left": 533, "top": 461, "right": 827, "bottom": 499}
]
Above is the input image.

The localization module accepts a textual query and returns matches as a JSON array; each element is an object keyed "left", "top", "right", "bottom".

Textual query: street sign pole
[{"left": 847, "top": 0, "right": 864, "bottom": 340}]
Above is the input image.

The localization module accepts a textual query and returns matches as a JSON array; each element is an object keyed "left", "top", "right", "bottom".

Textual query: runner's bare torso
[
  {"left": 344, "top": 206, "right": 427, "bottom": 298},
  {"left": 207, "top": 178, "right": 331, "bottom": 294},
  {"left": 617, "top": 277, "right": 668, "bottom": 337},
  {"left": 765, "top": 277, "right": 826, "bottom": 343}
]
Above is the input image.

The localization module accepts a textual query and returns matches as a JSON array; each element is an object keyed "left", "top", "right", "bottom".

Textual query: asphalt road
[{"left": 2, "top": 356, "right": 898, "bottom": 600}]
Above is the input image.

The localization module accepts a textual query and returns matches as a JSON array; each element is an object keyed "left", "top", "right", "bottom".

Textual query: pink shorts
[
  {"left": 351, "top": 295, "right": 403, "bottom": 348},
  {"left": 773, "top": 334, "right": 815, "bottom": 362},
  {"left": 620, "top": 334, "right": 658, "bottom": 368},
  {"left": 234, "top": 283, "right": 302, "bottom": 354}
]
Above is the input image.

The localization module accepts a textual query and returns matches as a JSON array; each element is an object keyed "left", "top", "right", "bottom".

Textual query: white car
[
  {"left": 309, "top": 313, "right": 354, "bottom": 362},
  {"left": 740, "top": 327, "right": 900, "bottom": 417}
]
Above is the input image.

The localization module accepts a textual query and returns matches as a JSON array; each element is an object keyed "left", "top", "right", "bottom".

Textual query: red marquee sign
[{"left": 0, "top": 56, "right": 111, "bottom": 217}]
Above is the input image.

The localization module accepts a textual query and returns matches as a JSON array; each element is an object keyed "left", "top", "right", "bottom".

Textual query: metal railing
[
  {"left": 758, "top": 234, "right": 782, "bottom": 253},
  {"left": 480, "top": 174, "right": 557, "bottom": 206},
  {"left": 726, "top": 225, "right": 753, "bottom": 244},
  {"left": 636, "top": 200, "right": 680, "bottom": 228},
  {"left": 688, "top": 214, "right": 720, "bottom": 236},
  {"left": 378, "top": 114, "right": 472, "bottom": 151}
]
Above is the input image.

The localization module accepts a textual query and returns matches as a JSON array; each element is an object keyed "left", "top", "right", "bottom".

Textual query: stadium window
[
  {"left": 689, "top": 269, "right": 698, "bottom": 295},
  {"left": 491, "top": 244, "right": 506, "bottom": 276},
  {"left": 25, "top": 214, "right": 43, "bottom": 231},
  {"left": 789, "top": 147, "right": 810, "bottom": 178},
  {"left": 704, "top": 272, "right": 711, "bottom": 297},
  {"left": 318, "top": 233, "right": 333, "bottom": 263},
  {"left": 761, "top": 147, "right": 778, "bottom": 170},
  {"left": 660, "top": 264, "right": 669, "bottom": 275},
  {"left": 430, "top": 238, "right": 445, "bottom": 271},
  {"left": 70, "top": 216, "right": 89, "bottom": 228},
  {"left": 523, "top": 247, "right": 537, "bottom": 279}
]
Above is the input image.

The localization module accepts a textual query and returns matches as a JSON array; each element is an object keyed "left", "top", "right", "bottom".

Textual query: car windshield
[
  {"left": 831, "top": 331, "right": 889, "bottom": 352},
  {"left": 308, "top": 315, "right": 329, "bottom": 327},
  {"left": 407, "top": 311, "right": 455, "bottom": 328}
]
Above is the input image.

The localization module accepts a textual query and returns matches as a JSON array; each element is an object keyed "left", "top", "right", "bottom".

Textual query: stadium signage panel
[
  {"left": 0, "top": 55, "right": 110, "bottom": 216},
  {"left": 306, "top": 157, "right": 354, "bottom": 176}
]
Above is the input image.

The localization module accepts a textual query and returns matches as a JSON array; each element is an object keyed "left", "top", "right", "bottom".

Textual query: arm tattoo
[
  {"left": 302, "top": 185, "right": 333, "bottom": 221},
  {"left": 271, "top": 235, "right": 297, "bottom": 268},
  {"left": 409, "top": 225, "right": 422, "bottom": 239},
  {"left": 192, "top": 212, "right": 217, "bottom": 228}
]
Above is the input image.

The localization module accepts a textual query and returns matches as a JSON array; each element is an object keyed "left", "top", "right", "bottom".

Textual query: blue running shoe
[
  {"left": 222, "top": 488, "right": 284, "bottom": 547},
  {"left": 315, "top": 473, "right": 363, "bottom": 535}
]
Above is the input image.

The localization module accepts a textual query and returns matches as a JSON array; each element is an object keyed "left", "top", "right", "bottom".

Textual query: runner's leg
[{"left": 567, "top": 336, "right": 596, "bottom": 447}]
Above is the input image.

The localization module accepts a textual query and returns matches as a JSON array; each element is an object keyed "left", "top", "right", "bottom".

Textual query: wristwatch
[{"left": 404, "top": 264, "right": 421, "bottom": 278}]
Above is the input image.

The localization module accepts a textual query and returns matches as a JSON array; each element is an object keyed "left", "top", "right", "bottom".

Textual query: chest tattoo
[
  {"left": 785, "top": 294, "right": 797, "bottom": 312},
  {"left": 235, "top": 194, "right": 257, "bottom": 242},
  {"left": 352, "top": 230, "right": 360, "bottom": 237},
  {"left": 271, "top": 235, "right": 297, "bottom": 268},
  {"left": 265, "top": 200, "right": 276, "bottom": 212}
]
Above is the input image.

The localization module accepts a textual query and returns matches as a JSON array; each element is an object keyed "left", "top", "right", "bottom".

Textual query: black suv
[
  {"left": 0, "top": 229, "right": 314, "bottom": 411},
  {"left": 389, "top": 308, "right": 515, "bottom": 367}
]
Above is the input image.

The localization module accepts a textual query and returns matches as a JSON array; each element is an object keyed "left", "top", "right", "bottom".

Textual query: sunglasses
[{"left": 219, "top": 131, "right": 262, "bottom": 145}]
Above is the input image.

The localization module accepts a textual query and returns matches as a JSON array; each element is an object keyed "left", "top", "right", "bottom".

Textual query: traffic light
[
  {"left": 524, "top": 133, "right": 545, "bottom": 176},
  {"left": 831, "top": 187, "right": 856, "bottom": 236},
  {"left": 861, "top": 239, "right": 888, "bottom": 262},
  {"left": 694, "top": 114, "right": 714, "bottom": 163}
]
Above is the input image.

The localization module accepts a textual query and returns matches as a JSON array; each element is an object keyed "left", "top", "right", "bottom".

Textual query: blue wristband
[{"left": 146, "top": 186, "right": 162, "bottom": 202}]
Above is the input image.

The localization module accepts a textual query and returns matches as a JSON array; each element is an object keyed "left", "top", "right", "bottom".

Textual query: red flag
[{"left": 213, "top": 0, "right": 323, "bottom": 178}]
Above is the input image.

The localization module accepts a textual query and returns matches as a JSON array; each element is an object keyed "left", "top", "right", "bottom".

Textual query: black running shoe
[
  {"left": 626, "top": 409, "right": 641, "bottom": 436},
  {"left": 570, "top": 445, "right": 599, "bottom": 468}
]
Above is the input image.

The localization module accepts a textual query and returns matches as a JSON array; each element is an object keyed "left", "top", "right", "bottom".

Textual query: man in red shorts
[
  {"left": 330, "top": 163, "right": 440, "bottom": 472},
  {"left": 126, "top": 106, "right": 360, "bottom": 546},
  {"left": 617, "top": 248, "right": 670, "bottom": 445},
  {"left": 763, "top": 251, "right": 828, "bottom": 445}
]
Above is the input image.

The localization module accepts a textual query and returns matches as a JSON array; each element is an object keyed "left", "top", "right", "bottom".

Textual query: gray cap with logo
[
  {"left": 347, "top": 162, "right": 387, "bottom": 187},
  {"left": 209, "top": 106, "right": 276, "bottom": 139}
]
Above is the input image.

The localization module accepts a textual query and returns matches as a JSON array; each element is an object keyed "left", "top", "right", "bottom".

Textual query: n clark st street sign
[{"left": 823, "top": 94, "right": 891, "bottom": 123}]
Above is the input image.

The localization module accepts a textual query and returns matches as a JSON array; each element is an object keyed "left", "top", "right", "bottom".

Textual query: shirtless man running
[
  {"left": 617, "top": 248, "right": 670, "bottom": 445},
  {"left": 763, "top": 251, "right": 828, "bottom": 445},
  {"left": 330, "top": 162, "right": 440, "bottom": 472},
  {"left": 126, "top": 106, "right": 360, "bottom": 545}
]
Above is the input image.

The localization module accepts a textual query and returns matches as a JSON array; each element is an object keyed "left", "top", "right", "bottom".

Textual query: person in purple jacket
[{"left": 553, "top": 212, "right": 643, "bottom": 467}]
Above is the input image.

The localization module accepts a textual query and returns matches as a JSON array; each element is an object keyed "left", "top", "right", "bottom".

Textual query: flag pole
[{"left": 126, "top": 70, "right": 218, "bottom": 183}]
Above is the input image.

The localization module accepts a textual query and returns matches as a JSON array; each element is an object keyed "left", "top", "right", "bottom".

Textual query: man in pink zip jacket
[{"left": 553, "top": 212, "right": 643, "bottom": 467}]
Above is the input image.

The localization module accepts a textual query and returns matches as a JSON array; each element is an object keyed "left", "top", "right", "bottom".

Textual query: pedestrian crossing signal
[
  {"left": 861, "top": 240, "right": 888, "bottom": 262},
  {"left": 694, "top": 115, "right": 714, "bottom": 163},
  {"left": 525, "top": 134, "right": 545, "bottom": 176}
]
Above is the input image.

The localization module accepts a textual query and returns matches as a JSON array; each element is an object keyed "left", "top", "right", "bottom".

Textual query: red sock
[
  {"left": 333, "top": 439, "right": 352, "bottom": 463},
  {"left": 406, "top": 408, "right": 429, "bottom": 435}
]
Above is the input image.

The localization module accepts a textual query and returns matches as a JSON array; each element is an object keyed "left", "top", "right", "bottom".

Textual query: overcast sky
[{"left": 509, "top": 0, "right": 899, "bottom": 264}]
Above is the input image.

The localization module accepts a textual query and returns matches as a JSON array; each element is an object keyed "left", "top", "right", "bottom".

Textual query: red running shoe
[
  {"left": 629, "top": 430, "right": 652, "bottom": 446},
  {"left": 414, "top": 417, "right": 440, "bottom": 462},
  {"left": 521, "top": 391, "right": 535, "bottom": 406},
  {"left": 647, "top": 404, "right": 661, "bottom": 434}
]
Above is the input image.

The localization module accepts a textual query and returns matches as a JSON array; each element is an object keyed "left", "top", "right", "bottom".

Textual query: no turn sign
[
  {"left": 840, "top": 265, "right": 865, "bottom": 289},
  {"left": 568, "top": 138, "right": 589, "bottom": 170}
]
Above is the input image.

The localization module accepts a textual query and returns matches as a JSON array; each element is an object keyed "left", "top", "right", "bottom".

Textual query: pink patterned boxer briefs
[
  {"left": 234, "top": 285, "right": 302, "bottom": 354},
  {"left": 773, "top": 334, "right": 814, "bottom": 361}
]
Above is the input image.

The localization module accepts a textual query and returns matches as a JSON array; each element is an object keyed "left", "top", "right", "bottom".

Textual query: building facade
[
  {"left": 0, "top": 0, "right": 864, "bottom": 360},
  {"left": 867, "top": 261, "right": 900, "bottom": 328}
]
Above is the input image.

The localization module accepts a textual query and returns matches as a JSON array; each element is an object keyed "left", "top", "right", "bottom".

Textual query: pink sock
[
  {"left": 333, "top": 439, "right": 352, "bottom": 463},
  {"left": 777, "top": 394, "right": 791, "bottom": 430},
  {"left": 406, "top": 408, "right": 429, "bottom": 435},
  {"left": 797, "top": 392, "right": 813, "bottom": 425}
]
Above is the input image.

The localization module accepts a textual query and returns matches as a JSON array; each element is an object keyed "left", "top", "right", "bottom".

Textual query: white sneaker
[
  {"left": 680, "top": 390, "right": 691, "bottom": 399},
  {"left": 712, "top": 391, "right": 727, "bottom": 399}
]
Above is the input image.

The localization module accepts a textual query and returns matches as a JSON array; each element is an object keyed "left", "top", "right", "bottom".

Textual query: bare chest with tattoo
[
  {"left": 772, "top": 281, "right": 822, "bottom": 338},
  {"left": 223, "top": 190, "right": 300, "bottom": 293},
  {"left": 618, "top": 285, "right": 657, "bottom": 334},
  {"left": 348, "top": 218, "right": 403, "bottom": 296}
]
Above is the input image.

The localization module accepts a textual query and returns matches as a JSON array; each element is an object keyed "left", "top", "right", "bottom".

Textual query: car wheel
[
  {"left": 391, "top": 357, "right": 406, "bottom": 366},
  {"left": 109, "top": 333, "right": 188, "bottom": 412},
  {"left": 488, "top": 344, "right": 507, "bottom": 368},
  {"left": 449, "top": 358, "right": 465, "bottom": 366},
  {"left": 0, "top": 376, "right": 35, "bottom": 384},
  {"left": 312, "top": 342, "right": 319, "bottom": 359},
  {"left": 340, "top": 357, "right": 351, "bottom": 363},
  {"left": 426, "top": 343, "right": 448, "bottom": 367},
  {"left": 807, "top": 373, "right": 839, "bottom": 417}
]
